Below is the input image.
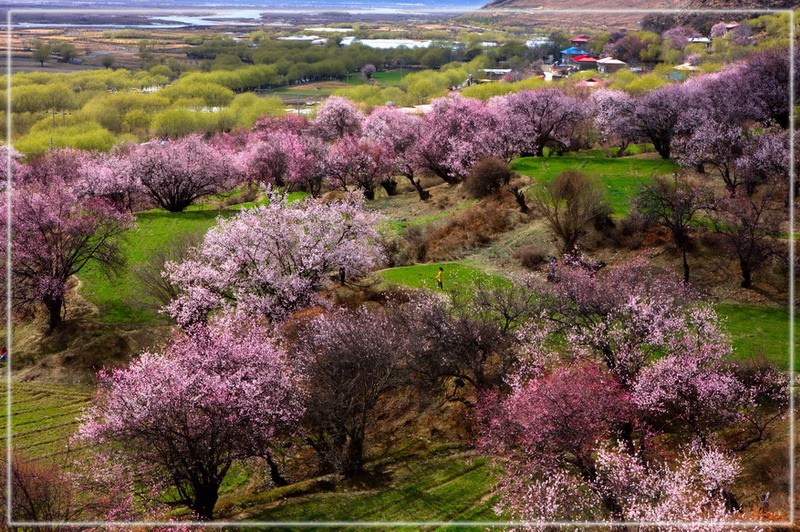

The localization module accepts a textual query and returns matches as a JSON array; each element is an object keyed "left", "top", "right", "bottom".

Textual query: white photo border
[{"left": 4, "top": 6, "right": 796, "bottom": 527}]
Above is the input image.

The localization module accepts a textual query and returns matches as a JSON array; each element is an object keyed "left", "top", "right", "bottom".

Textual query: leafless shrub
[
  {"left": 516, "top": 246, "right": 549, "bottom": 270},
  {"left": 531, "top": 171, "right": 610, "bottom": 254},
  {"left": 132, "top": 230, "right": 205, "bottom": 308}
]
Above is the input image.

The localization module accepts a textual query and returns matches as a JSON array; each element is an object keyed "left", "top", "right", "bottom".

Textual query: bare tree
[
  {"left": 294, "top": 306, "right": 411, "bottom": 478},
  {"left": 0, "top": 452, "right": 83, "bottom": 530},
  {"left": 132, "top": 229, "right": 205, "bottom": 308},
  {"left": 709, "top": 190, "right": 784, "bottom": 289},
  {"left": 634, "top": 174, "right": 711, "bottom": 283},
  {"left": 397, "top": 292, "right": 521, "bottom": 407},
  {"left": 531, "top": 171, "right": 609, "bottom": 254}
]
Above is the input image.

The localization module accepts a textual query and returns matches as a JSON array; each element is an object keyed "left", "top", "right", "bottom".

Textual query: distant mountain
[{"left": 467, "top": 0, "right": 794, "bottom": 29}]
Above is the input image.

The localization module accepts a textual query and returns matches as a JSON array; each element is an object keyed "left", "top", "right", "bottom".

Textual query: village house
[
  {"left": 560, "top": 46, "right": 587, "bottom": 63},
  {"left": 570, "top": 54, "right": 598, "bottom": 70},
  {"left": 569, "top": 34, "right": 591, "bottom": 47},
  {"left": 596, "top": 56, "right": 627, "bottom": 74}
]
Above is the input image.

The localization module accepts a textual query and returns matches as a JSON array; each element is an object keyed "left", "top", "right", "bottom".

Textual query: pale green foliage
[
  {"left": 149, "top": 64, "right": 173, "bottom": 79},
  {"left": 461, "top": 82, "right": 515, "bottom": 100},
  {"left": 15, "top": 120, "right": 116, "bottom": 157},
  {"left": 161, "top": 81, "right": 234, "bottom": 107},
  {"left": 226, "top": 92, "right": 284, "bottom": 127},
  {"left": 151, "top": 108, "right": 206, "bottom": 138},
  {"left": 10, "top": 83, "right": 77, "bottom": 113}
]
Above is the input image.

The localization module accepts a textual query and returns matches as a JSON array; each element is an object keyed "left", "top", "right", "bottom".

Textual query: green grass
[
  {"left": 78, "top": 208, "right": 225, "bottom": 323},
  {"left": 240, "top": 450, "right": 499, "bottom": 529},
  {"left": 344, "top": 70, "right": 411, "bottom": 87},
  {"left": 382, "top": 200, "right": 478, "bottom": 235},
  {"left": 511, "top": 154, "right": 679, "bottom": 216},
  {"left": 378, "top": 262, "right": 508, "bottom": 294},
  {"left": 371, "top": 70, "right": 412, "bottom": 86},
  {"left": 380, "top": 263, "right": 791, "bottom": 370},
  {"left": 715, "top": 303, "right": 793, "bottom": 370},
  {"left": 275, "top": 88, "right": 336, "bottom": 96},
  {"left": 0, "top": 381, "right": 93, "bottom": 459}
]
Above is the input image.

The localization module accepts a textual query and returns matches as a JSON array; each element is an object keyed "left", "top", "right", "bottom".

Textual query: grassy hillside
[
  {"left": 379, "top": 261, "right": 508, "bottom": 292},
  {"left": 379, "top": 263, "right": 792, "bottom": 370},
  {"left": 511, "top": 153, "right": 679, "bottom": 216},
  {"left": 9, "top": 146, "right": 792, "bottom": 524},
  {"left": 717, "top": 303, "right": 793, "bottom": 370},
  {"left": 233, "top": 449, "right": 500, "bottom": 528},
  {"left": 0, "top": 381, "right": 93, "bottom": 459},
  {"left": 78, "top": 192, "right": 307, "bottom": 324}
]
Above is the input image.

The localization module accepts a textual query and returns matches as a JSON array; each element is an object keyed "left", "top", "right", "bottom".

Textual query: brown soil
[{"left": 10, "top": 283, "right": 173, "bottom": 385}]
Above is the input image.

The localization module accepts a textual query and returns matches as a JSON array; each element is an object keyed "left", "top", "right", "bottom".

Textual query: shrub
[
  {"left": 402, "top": 224, "right": 431, "bottom": 263},
  {"left": 463, "top": 157, "right": 513, "bottom": 199},
  {"left": 605, "top": 216, "right": 649, "bottom": 250},
  {"left": 531, "top": 171, "right": 609, "bottom": 254},
  {"left": 426, "top": 199, "right": 512, "bottom": 261},
  {"left": 132, "top": 229, "right": 206, "bottom": 308},
  {"left": 516, "top": 245, "right": 548, "bottom": 270}
]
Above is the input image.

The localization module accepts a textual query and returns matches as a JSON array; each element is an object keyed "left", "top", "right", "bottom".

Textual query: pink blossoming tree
[
  {"left": 415, "top": 95, "right": 502, "bottom": 184},
  {"left": 126, "top": 135, "right": 233, "bottom": 212},
  {"left": 478, "top": 258, "right": 787, "bottom": 524},
  {"left": 490, "top": 88, "right": 586, "bottom": 158},
  {"left": 326, "top": 134, "right": 391, "bottom": 199},
  {"left": 76, "top": 321, "right": 305, "bottom": 520},
  {"left": 75, "top": 150, "right": 141, "bottom": 211},
  {"left": 163, "top": 192, "right": 383, "bottom": 326},
  {"left": 312, "top": 96, "right": 364, "bottom": 141},
  {"left": 2, "top": 179, "right": 134, "bottom": 329},
  {"left": 363, "top": 107, "right": 429, "bottom": 200}
]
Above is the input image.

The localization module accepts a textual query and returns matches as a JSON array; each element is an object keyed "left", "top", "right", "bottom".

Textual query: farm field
[
  {"left": 0, "top": 381, "right": 93, "bottom": 459},
  {"left": 236, "top": 449, "right": 499, "bottom": 527}
]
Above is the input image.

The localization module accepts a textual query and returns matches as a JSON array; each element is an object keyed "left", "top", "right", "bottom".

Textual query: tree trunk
[
  {"left": 380, "top": 179, "right": 398, "bottom": 196},
  {"left": 723, "top": 489, "right": 741, "bottom": 512},
  {"left": 265, "top": 451, "right": 288, "bottom": 487},
  {"left": 740, "top": 261, "right": 752, "bottom": 289},
  {"left": 654, "top": 141, "right": 670, "bottom": 160},
  {"left": 509, "top": 186, "right": 528, "bottom": 214},
  {"left": 362, "top": 187, "right": 375, "bottom": 201},
  {"left": 405, "top": 175, "right": 430, "bottom": 201},
  {"left": 681, "top": 247, "right": 690, "bottom": 283},
  {"left": 191, "top": 487, "right": 219, "bottom": 521},
  {"left": 341, "top": 434, "right": 365, "bottom": 478},
  {"left": 44, "top": 298, "right": 63, "bottom": 330}
]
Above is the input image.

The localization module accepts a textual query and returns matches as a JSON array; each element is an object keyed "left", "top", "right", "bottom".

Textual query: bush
[
  {"left": 605, "top": 216, "right": 649, "bottom": 250},
  {"left": 426, "top": 199, "right": 512, "bottom": 261},
  {"left": 463, "top": 157, "right": 512, "bottom": 199},
  {"left": 402, "top": 224, "right": 431, "bottom": 263},
  {"left": 132, "top": 230, "right": 206, "bottom": 308},
  {"left": 531, "top": 170, "right": 609, "bottom": 254},
  {"left": 516, "top": 245, "right": 548, "bottom": 270},
  {"left": 222, "top": 187, "right": 259, "bottom": 207}
]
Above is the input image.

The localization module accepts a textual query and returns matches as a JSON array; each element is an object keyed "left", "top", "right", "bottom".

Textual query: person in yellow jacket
[{"left": 436, "top": 267, "right": 444, "bottom": 289}]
